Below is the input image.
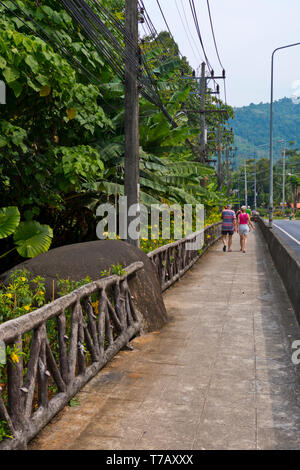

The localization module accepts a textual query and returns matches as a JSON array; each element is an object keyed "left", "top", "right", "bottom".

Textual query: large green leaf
[
  {"left": 13, "top": 221, "right": 53, "bottom": 258},
  {"left": 3, "top": 66, "right": 20, "bottom": 83},
  {"left": 0, "top": 206, "right": 20, "bottom": 239},
  {"left": 162, "top": 162, "right": 215, "bottom": 176},
  {"left": 97, "top": 181, "right": 165, "bottom": 206}
]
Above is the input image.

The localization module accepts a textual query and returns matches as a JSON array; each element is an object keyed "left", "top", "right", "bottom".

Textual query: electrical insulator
[
  {"left": 217, "top": 84, "right": 219, "bottom": 93},
  {"left": 211, "top": 70, "right": 214, "bottom": 77},
  {"left": 192, "top": 70, "right": 195, "bottom": 77},
  {"left": 222, "top": 69, "right": 225, "bottom": 78}
]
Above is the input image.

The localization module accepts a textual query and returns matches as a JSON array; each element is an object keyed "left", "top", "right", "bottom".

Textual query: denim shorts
[{"left": 239, "top": 224, "right": 249, "bottom": 235}]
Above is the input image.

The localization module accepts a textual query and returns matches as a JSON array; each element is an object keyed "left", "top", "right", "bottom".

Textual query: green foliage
[
  {"left": 0, "top": 421, "right": 12, "bottom": 440},
  {"left": 13, "top": 221, "right": 53, "bottom": 258},
  {"left": 231, "top": 145, "right": 300, "bottom": 210},
  {"left": 101, "top": 263, "right": 126, "bottom": 277},
  {"left": 0, "top": 206, "right": 20, "bottom": 238},
  {"left": 0, "top": 269, "right": 45, "bottom": 323},
  {"left": 56, "top": 275, "right": 92, "bottom": 297},
  {"left": 232, "top": 98, "right": 300, "bottom": 163},
  {"left": 0, "top": 0, "right": 234, "bottom": 273},
  {"left": 54, "top": 146, "right": 105, "bottom": 192},
  {"left": 0, "top": 206, "right": 53, "bottom": 259}
]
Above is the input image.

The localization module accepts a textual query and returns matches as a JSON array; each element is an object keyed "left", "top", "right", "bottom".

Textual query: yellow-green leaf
[
  {"left": 39, "top": 85, "right": 51, "bottom": 97},
  {"left": 66, "top": 107, "right": 77, "bottom": 120}
]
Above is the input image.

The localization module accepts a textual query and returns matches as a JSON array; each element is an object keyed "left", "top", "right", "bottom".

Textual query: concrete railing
[
  {"left": 0, "top": 262, "right": 143, "bottom": 450},
  {"left": 257, "top": 217, "right": 300, "bottom": 324},
  {"left": 148, "top": 222, "right": 223, "bottom": 291},
  {"left": 0, "top": 221, "right": 223, "bottom": 449}
]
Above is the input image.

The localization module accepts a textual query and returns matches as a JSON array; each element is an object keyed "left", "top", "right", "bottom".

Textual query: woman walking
[{"left": 238, "top": 205, "right": 255, "bottom": 253}]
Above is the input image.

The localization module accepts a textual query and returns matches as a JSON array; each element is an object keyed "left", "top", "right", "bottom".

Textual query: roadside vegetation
[{"left": 0, "top": 0, "right": 233, "bottom": 273}]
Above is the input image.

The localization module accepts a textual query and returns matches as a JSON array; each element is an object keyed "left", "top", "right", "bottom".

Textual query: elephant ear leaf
[
  {"left": 13, "top": 221, "right": 53, "bottom": 258},
  {"left": 0, "top": 206, "right": 20, "bottom": 239}
]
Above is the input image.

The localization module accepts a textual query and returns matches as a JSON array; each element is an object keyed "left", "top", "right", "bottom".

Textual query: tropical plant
[
  {"left": 0, "top": 0, "right": 234, "bottom": 273},
  {"left": 0, "top": 206, "right": 53, "bottom": 259}
]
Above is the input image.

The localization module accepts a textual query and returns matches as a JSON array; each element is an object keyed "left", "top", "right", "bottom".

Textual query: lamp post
[{"left": 269, "top": 41, "right": 300, "bottom": 228}]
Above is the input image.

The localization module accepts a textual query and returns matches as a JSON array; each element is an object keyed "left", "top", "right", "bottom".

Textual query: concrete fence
[
  {"left": 0, "top": 222, "right": 223, "bottom": 450},
  {"left": 148, "top": 222, "right": 223, "bottom": 292},
  {"left": 257, "top": 217, "right": 300, "bottom": 324},
  {"left": 0, "top": 262, "right": 143, "bottom": 450}
]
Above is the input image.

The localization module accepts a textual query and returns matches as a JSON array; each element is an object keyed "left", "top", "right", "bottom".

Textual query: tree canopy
[{"left": 0, "top": 0, "right": 234, "bottom": 271}]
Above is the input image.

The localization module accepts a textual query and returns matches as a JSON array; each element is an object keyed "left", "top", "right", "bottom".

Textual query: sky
[{"left": 142, "top": 0, "right": 300, "bottom": 108}]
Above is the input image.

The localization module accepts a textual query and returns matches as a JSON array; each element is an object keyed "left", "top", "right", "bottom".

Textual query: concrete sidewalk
[{"left": 29, "top": 229, "right": 300, "bottom": 450}]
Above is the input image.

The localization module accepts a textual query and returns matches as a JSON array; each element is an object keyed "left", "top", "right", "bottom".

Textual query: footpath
[{"left": 29, "top": 229, "right": 300, "bottom": 450}]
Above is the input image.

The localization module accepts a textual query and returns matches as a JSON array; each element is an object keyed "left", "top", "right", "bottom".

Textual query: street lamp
[{"left": 269, "top": 41, "right": 300, "bottom": 228}]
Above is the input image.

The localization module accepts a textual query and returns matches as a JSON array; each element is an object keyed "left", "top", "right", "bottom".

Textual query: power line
[
  {"left": 180, "top": 0, "right": 203, "bottom": 63},
  {"left": 188, "top": 0, "right": 213, "bottom": 72},
  {"left": 155, "top": 0, "right": 174, "bottom": 41},
  {"left": 1, "top": 0, "right": 176, "bottom": 121},
  {"left": 174, "top": 0, "right": 200, "bottom": 65},
  {"left": 155, "top": 0, "right": 184, "bottom": 59},
  {"left": 0, "top": 0, "right": 109, "bottom": 91},
  {"left": 206, "top": 0, "right": 224, "bottom": 70}
]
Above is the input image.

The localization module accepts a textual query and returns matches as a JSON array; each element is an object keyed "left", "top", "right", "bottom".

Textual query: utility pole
[
  {"left": 199, "top": 62, "right": 206, "bottom": 161},
  {"left": 124, "top": 0, "right": 140, "bottom": 247},
  {"left": 244, "top": 159, "right": 248, "bottom": 207},
  {"left": 217, "top": 124, "right": 222, "bottom": 189},
  {"left": 254, "top": 157, "right": 257, "bottom": 212},
  {"left": 282, "top": 145, "right": 286, "bottom": 216},
  {"left": 225, "top": 145, "right": 230, "bottom": 195}
]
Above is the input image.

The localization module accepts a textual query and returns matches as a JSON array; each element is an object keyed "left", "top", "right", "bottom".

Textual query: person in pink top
[{"left": 237, "top": 205, "right": 255, "bottom": 253}]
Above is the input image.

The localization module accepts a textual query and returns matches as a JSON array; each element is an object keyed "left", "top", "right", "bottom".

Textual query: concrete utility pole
[
  {"left": 225, "top": 146, "right": 230, "bottom": 196},
  {"left": 124, "top": 0, "right": 140, "bottom": 247},
  {"left": 254, "top": 156, "right": 257, "bottom": 212},
  {"left": 221, "top": 127, "right": 233, "bottom": 195},
  {"left": 244, "top": 159, "right": 248, "bottom": 207},
  {"left": 199, "top": 62, "right": 206, "bottom": 160},
  {"left": 282, "top": 145, "right": 286, "bottom": 216},
  {"left": 217, "top": 124, "right": 222, "bottom": 189}
]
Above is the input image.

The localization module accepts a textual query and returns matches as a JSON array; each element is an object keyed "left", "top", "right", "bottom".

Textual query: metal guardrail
[
  {"left": 0, "top": 262, "right": 143, "bottom": 450},
  {"left": 148, "top": 222, "right": 222, "bottom": 291}
]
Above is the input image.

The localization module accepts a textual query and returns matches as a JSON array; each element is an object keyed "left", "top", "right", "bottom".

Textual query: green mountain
[{"left": 231, "top": 97, "right": 300, "bottom": 165}]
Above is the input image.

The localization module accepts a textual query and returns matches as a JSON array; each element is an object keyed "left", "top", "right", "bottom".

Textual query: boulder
[{"left": 0, "top": 240, "right": 168, "bottom": 333}]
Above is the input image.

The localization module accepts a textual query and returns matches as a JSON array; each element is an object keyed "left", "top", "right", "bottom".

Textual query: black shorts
[{"left": 222, "top": 230, "right": 234, "bottom": 236}]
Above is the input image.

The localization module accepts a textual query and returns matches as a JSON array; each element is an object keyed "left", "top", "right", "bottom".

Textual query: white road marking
[{"left": 273, "top": 223, "right": 300, "bottom": 245}]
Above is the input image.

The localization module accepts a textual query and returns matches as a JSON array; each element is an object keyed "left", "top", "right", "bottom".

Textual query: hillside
[{"left": 231, "top": 97, "right": 300, "bottom": 164}]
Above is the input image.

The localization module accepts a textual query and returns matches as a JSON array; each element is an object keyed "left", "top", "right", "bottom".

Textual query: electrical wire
[
  {"left": 174, "top": 0, "right": 199, "bottom": 65},
  {"left": 206, "top": 0, "right": 224, "bottom": 70},
  {"left": 0, "top": 0, "right": 171, "bottom": 118},
  {"left": 155, "top": 0, "right": 184, "bottom": 59},
  {"left": 189, "top": 0, "right": 213, "bottom": 72},
  {"left": 180, "top": 0, "right": 203, "bottom": 62},
  {"left": 206, "top": 0, "right": 227, "bottom": 104},
  {"left": 0, "top": 0, "right": 108, "bottom": 91},
  {"left": 60, "top": 0, "right": 169, "bottom": 111}
]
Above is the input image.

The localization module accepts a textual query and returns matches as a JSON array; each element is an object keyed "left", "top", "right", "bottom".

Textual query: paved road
[
  {"left": 271, "top": 220, "right": 300, "bottom": 261},
  {"left": 29, "top": 231, "right": 300, "bottom": 450}
]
